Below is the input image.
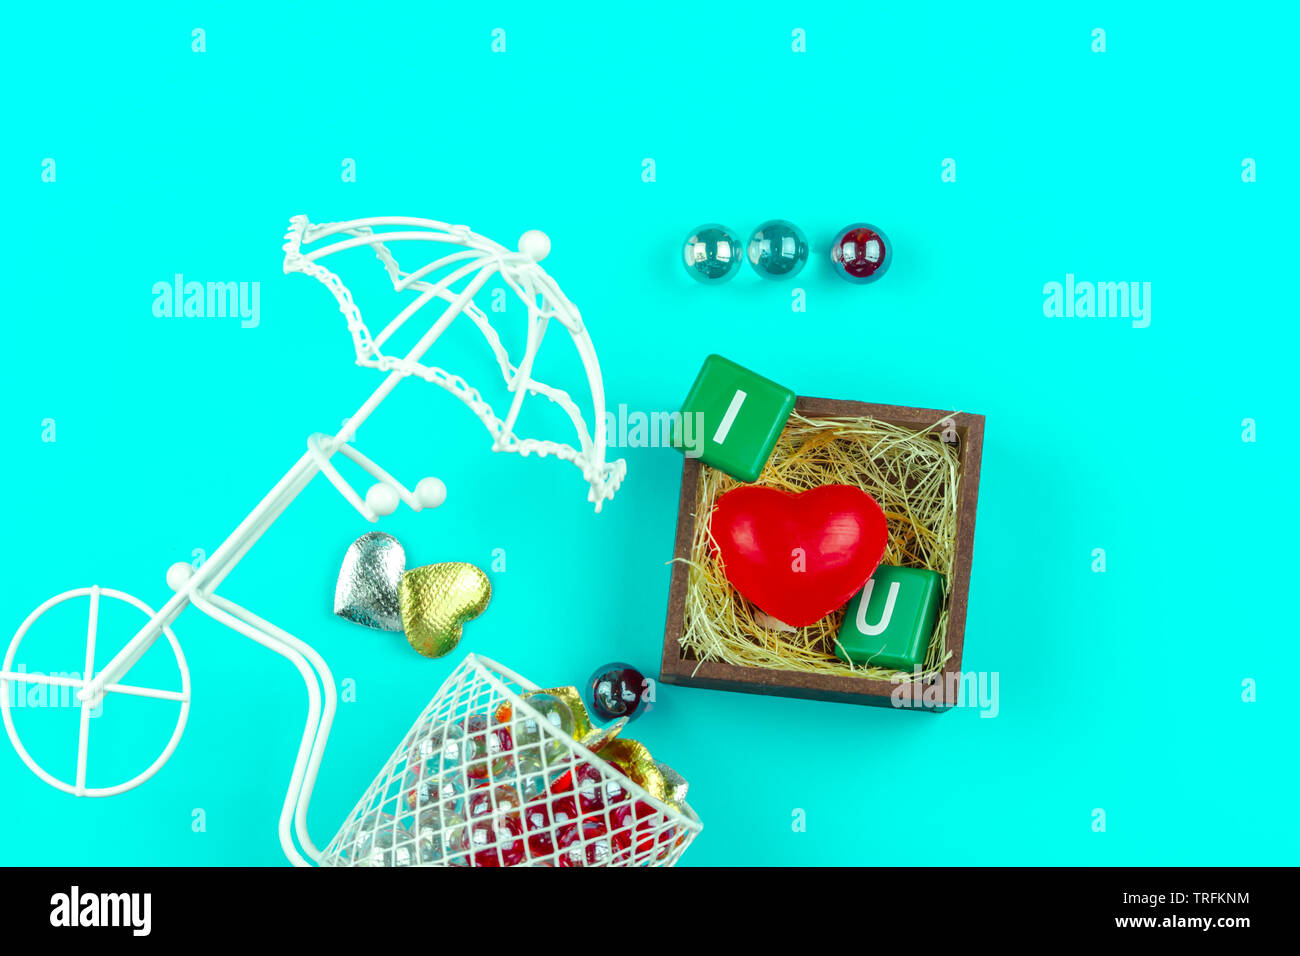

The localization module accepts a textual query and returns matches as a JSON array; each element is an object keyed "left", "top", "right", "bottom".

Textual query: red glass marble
[
  {"left": 586, "top": 662, "right": 648, "bottom": 722},
  {"left": 830, "top": 222, "right": 891, "bottom": 284},
  {"left": 555, "top": 815, "right": 612, "bottom": 868},
  {"left": 552, "top": 760, "right": 632, "bottom": 815},
  {"left": 523, "top": 800, "right": 556, "bottom": 859},
  {"left": 590, "top": 660, "right": 650, "bottom": 723},
  {"left": 549, "top": 795, "right": 580, "bottom": 832},
  {"left": 467, "top": 813, "right": 526, "bottom": 867}
]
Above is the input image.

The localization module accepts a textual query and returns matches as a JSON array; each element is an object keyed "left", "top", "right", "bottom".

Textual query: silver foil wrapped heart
[{"left": 333, "top": 531, "right": 406, "bottom": 631}]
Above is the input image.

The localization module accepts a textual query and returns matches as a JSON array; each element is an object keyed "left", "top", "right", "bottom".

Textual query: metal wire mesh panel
[{"left": 320, "top": 654, "right": 700, "bottom": 867}]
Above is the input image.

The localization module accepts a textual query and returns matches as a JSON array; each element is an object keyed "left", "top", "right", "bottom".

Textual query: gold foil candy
[
  {"left": 398, "top": 562, "right": 491, "bottom": 658},
  {"left": 580, "top": 717, "right": 628, "bottom": 754},
  {"left": 597, "top": 738, "right": 670, "bottom": 805},
  {"left": 657, "top": 762, "right": 689, "bottom": 810},
  {"left": 518, "top": 691, "right": 690, "bottom": 810}
]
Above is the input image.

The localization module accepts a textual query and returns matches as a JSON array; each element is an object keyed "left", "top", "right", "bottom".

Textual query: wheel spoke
[
  {"left": 0, "top": 670, "right": 184, "bottom": 701},
  {"left": 84, "top": 585, "right": 100, "bottom": 670},
  {"left": 74, "top": 586, "right": 101, "bottom": 794},
  {"left": 103, "top": 681, "right": 188, "bottom": 703}
]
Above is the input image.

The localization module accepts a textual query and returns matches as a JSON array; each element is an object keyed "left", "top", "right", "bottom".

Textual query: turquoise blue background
[{"left": 2, "top": 2, "right": 1296, "bottom": 866}]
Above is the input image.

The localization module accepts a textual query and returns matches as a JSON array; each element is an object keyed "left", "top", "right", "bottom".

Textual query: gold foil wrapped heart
[
  {"left": 598, "top": 738, "right": 670, "bottom": 805},
  {"left": 505, "top": 687, "right": 692, "bottom": 816},
  {"left": 580, "top": 717, "right": 628, "bottom": 753},
  {"left": 398, "top": 562, "right": 491, "bottom": 658},
  {"left": 596, "top": 739, "right": 690, "bottom": 812}
]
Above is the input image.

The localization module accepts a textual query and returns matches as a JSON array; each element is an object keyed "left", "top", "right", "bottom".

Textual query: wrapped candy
[{"left": 329, "top": 666, "right": 695, "bottom": 868}]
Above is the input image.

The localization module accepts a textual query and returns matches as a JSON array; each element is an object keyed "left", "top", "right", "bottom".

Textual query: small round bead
[
  {"left": 365, "top": 482, "right": 400, "bottom": 517},
  {"left": 166, "top": 561, "right": 194, "bottom": 592},
  {"left": 415, "top": 476, "right": 447, "bottom": 509},
  {"left": 830, "top": 222, "right": 892, "bottom": 284},
  {"left": 747, "top": 219, "right": 809, "bottom": 280},
  {"left": 681, "top": 224, "right": 743, "bottom": 283},
  {"left": 518, "top": 229, "right": 551, "bottom": 262}
]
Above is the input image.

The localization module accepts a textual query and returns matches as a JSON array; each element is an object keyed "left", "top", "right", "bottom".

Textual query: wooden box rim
[{"left": 658, "top": 396, "right": 985, "bottom": 709}]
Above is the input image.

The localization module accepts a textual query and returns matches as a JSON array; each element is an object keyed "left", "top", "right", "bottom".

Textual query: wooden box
[{"left": 658, "top": 397, "right": 985, "bottom": 710}]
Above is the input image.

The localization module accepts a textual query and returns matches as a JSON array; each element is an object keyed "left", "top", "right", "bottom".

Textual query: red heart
[{"left": 709, "top": 484, "right": 888, "bottom": 627}]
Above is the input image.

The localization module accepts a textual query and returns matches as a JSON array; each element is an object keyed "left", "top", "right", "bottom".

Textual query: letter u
[{"left": 856, "top": 580, "right": 900, "bottom": 636}]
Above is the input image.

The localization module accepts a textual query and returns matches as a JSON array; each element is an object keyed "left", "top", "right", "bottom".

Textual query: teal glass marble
[
  {"left": 682, "top": 223, "right": 743, "bottom": 283},
  {"left": 747, "top": 219, "right": 809, "bottom": 280}
]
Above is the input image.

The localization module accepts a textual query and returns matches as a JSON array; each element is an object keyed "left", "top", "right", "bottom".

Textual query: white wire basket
[{"left": 320, "top": 654, "right": 701, "bottom": 867}]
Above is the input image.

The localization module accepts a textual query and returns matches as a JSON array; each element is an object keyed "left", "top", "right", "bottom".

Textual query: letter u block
[{"left": 834, "top": 565, "right": 943, "bottom": 671}]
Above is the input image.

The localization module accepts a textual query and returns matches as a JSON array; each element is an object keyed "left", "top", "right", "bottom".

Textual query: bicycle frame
[
  {"left": 72, "top": 269, "right": 493, "bottom": 865},
  {"left": 4, "top": 215, "right": 625, "bottom": 866}
]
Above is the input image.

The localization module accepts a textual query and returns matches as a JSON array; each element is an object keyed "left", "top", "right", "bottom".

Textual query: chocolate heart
[
  {"left": 710, "top": 484, "right": 888, "bottom": 627},
  {"left": 399, "top": 563, "right": 492, "bottom": 658},
  {"left": 334, "top": 532, "right": 406, "bottom": 631}
]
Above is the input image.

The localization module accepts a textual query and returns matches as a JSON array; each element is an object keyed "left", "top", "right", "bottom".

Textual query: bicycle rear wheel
[{"left": 1, "top": 585, "right": 190, "bottom": 797}]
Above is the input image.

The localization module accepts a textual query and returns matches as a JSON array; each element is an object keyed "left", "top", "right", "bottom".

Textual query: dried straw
[{"left": 678, "top": 411, "right": 962, "bottom": 682}]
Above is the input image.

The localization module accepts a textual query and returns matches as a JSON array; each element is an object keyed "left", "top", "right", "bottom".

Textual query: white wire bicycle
[{"left": 0, "top": 216, "right": 627, "bottom": 866}]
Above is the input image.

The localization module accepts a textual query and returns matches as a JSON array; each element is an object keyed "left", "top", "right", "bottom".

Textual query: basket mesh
[{"left": 320, "top": 655, "right": 700, "bottom": 867}]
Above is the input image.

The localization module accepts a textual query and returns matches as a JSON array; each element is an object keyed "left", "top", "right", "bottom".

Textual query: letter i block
[
  {"left": 675, "top": 354, "right": 796, "bottom": 482},
  {"left": 834, "top": 565, "right": 943, "bottom": 671}
]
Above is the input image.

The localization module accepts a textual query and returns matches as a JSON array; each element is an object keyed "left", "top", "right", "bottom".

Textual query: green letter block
[
  {"left": 674, "top": 354, "right": 795, "bottom": 482},
  {"left": 834, "top": 565, "right": 943, "bottom": 671}
]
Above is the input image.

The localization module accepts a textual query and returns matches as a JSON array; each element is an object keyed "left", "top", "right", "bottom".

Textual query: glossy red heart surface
[{"left": 709, "top": 484, "right": 888, "bottom": 627}]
